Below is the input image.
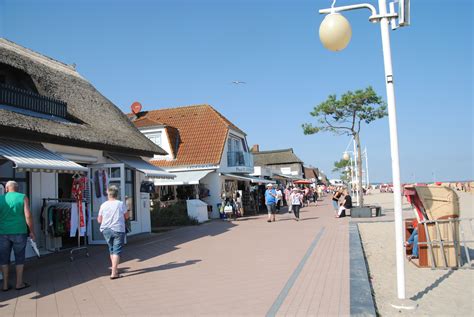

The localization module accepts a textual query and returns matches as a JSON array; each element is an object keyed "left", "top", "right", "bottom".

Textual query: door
[{"left": 88, "top": 164, "right": 125, "bottom": 245}]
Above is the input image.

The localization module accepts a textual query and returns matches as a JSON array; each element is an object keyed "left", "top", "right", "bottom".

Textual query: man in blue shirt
[{"left": 265, "top": 183, "right": 277, "bottom": 222}]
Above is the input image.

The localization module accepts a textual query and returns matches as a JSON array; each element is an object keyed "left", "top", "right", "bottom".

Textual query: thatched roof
[
  {"left": 304, "top": 166, "right": 318, "bottom": 179},
  {"left": 252, "top": 148, "right": 303, "bottom": 166},
  {"left": 0, "top": 38, "right": 166, "bottom": 156}
]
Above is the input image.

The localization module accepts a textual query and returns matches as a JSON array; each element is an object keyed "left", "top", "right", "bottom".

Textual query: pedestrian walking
[
  {"left": 332, "top": 187, "right": 343, "bottom": 216},
  {"left": 265, "top": 183, "right": 277, "bottom": 222},
  {"left": 303, "top": 186, "right": 310, "bottom": 206},
  {"left": 0, "top": 181, "right": 36, "bottom": 291},
  {"left": 284, "top": 186, "right": 293, "bottom": 213},
  {"left": 275, "top": 187, "right": 283, "bottom": 213},
  {"left": 290, "top": 188, "right": 303, "bottom": 220},
  {"left": 98, "top": 185, "right": 129, "bottom": 279}
]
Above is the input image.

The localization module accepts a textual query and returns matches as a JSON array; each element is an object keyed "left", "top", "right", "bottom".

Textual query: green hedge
[{"left": 151, "top": 201, "right": 199, "bottom": 227}]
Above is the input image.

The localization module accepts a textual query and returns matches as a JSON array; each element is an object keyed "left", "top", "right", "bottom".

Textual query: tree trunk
[{"left": 354, "top": 133, "right": 364, "bottom": 206}]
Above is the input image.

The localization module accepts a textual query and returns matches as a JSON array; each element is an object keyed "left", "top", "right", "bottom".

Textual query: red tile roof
[{"left": 130, "top": 104, "right": 245, "bottom": 167}]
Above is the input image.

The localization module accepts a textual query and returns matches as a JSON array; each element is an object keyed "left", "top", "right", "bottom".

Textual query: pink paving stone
[{"left": 0, "top": 197, "right": 350, "bottom": 316}]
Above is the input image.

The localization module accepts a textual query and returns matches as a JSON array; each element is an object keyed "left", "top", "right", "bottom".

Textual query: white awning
[
  {"left": 107, "top": 154, "right": 175, "bottom": 179},
  {"left": 221, "top": 173, "right": 275, "bottom": 184},
  {"left": 154, "top": 169, "right": 214, "bottom": 186},
  {"left": 0, "top": 139, "right": 88, "bottom": 174}
]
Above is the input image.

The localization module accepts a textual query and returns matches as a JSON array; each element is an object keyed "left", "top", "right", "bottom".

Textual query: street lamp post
[
  {"left": 365, "top": 146, "right": 370, "bottom": 188},
  {"left": 318, "top": 0, "right": 415, "bottom": 310}
]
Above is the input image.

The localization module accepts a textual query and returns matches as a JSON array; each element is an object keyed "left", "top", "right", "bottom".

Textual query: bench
[{"left": 350, "top": 205, "right": 382, "bottom": 218}]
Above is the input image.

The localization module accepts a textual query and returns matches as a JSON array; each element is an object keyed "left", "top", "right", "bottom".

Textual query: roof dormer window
[
  {"left": 147, "top": 132, "right": 162, "bottom": 147},
  {"left": 0, "top": 63, "right": 68, "bottom": 120}
]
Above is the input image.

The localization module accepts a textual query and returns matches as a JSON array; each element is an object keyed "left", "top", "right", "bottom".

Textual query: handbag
[{"left": 224, "top": 204, "right": 233, "bottom": 213}]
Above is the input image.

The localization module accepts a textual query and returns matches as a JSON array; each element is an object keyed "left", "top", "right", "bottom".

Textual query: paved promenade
[{"left": 0, "top": 197, "right": 350, "bottom": 316}]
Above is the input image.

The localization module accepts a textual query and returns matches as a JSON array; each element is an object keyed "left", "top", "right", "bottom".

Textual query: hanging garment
[
  {"left": 70, "top": 202, "right": 86, "bottom": 237},
  {"left": 72, "top": 176, "right": 87, "bottom": 228},
  {"left": 94, "top": 170, "right": 101, "bottom": 198},
  {"left": 101, "top": 170, "right": 107, "bottom": 196}
]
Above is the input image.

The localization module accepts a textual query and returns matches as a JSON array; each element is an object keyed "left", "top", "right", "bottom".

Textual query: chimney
[{"left": 251, "top": 144, "right": 260, "bottom": 153}]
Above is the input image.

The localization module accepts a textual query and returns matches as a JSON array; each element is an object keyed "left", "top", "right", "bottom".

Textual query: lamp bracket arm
[{"left": 319, "top": 3, "right": 398, "bottom": 23}]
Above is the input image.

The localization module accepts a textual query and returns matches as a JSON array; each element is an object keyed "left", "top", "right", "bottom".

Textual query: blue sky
[{"left": 1, "top": 0, "right": 472, "bottom": 182}]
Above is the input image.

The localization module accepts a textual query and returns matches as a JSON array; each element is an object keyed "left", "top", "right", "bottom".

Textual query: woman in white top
[
  {"left": 98, "top": 185, "right": 129, "bottom": 279},
  {"left": 275, "top": 187, "right": 283, "bottom": 213},
  {"left": 290, "top": 188, "right": 303, "bottom": 221}
]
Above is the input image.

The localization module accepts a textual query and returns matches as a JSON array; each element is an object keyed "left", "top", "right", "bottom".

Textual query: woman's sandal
[{"left": 110, "top": 275, "right": 122, "bottom": 280}]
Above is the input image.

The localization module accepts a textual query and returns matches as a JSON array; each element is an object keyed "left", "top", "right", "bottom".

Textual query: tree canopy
[
  {"left": 332, "top": 158, "right": 351, "bottom": 183},
  {"left": 302, "top": 86, "right": 387, "bottom": 136},
  {"left": 303, "top": 86, "right": 387, "bottom": 207}
]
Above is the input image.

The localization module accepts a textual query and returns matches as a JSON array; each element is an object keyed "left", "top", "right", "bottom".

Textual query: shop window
[
  {"left": 160, "top": 186, "right": 175, "bottom": 201},
  {"left": 0, "top": 160, "right": 29, "bottom": 196},
  {"left": 110, "top": 167, "right": 121, "bottom": 178},
  {"left": 125, "top": 168, "right": 136, "bottom": 221},
  {"left": 176, "top": 185, "right": 196, "bottom": 200}
]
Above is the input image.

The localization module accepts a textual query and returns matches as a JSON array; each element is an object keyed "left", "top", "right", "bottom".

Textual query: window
[
  {"left": 125, "top": 168, "right": 136, "bottom": 221},
  {"left": 160, "top": 186, "right": 175, "bottom": 202},
  {"left": 0, "top": 160, "right": 29, "bottom": 196},
  {"left": 147, "top": 132, "right": 162, "bottom": 147},
  {"left": 228, "top": 135, "right": 243, "bottom": 153}
]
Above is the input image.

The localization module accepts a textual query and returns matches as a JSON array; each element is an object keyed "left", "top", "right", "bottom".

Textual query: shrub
[{"left": 151, "top": 201, "right": 199, "bottom": 227}]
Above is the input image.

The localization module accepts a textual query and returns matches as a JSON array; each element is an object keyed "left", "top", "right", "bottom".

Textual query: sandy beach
[{"left": 358, "top": 190, "right": 474, "bottom": 316}]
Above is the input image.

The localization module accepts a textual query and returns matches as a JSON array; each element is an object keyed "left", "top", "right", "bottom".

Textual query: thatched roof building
[
  {"left": 0, "top": 38, "right": 166, "bottom": 157},
  {"left": 252, "top": 148, "right": 303, "bottom": 166}
]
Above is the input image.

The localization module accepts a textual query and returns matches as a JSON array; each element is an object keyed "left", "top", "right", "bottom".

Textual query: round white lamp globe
[
  {"left": 319, "top": 13, "right": 352, "bottom": 51},
  {"left": 343, "top": 152, "right": 350, "bottom": 161}
]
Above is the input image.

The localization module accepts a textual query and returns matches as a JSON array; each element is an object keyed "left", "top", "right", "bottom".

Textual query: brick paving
[{"left": 0, "top": 197, "right": 350, "bottom": 316}]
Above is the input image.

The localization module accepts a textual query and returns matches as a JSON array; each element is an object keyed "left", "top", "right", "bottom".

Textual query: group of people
[
  {"left": 264, "top": 183, "right": 311, "bottom": 222},
  {"left": 0, "top": 180, "right": 129, "bottom": 287},
  {"left": 331, "top": 187, "right": 352, "bottom": 218}
]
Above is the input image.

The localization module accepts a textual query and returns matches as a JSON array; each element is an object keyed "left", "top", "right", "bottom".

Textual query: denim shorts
[
  {"left": 266, "top": 203, "right": 276, "bottom": 215},
  {"left": 102, "top": 228, "right": 125, "bottom": 255},
  {"left": 0, "top": 234, "right": 28, "bottom": 265}
]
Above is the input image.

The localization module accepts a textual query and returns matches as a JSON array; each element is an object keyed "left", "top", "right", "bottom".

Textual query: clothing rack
[{"left": 42, "top": 198, "right": 89, "bottom": 261}]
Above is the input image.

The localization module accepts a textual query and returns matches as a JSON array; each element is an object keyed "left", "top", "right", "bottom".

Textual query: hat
[
  {"left": 266, "top": 183, "right": 273, "bottom": 187},
  {"left": 292, "top": 187, "right": 299, "bottom": 191}
]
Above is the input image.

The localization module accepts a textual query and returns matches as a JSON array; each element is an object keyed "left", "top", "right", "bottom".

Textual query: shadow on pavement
[
  {"left": 0, "top": 221, "right": 235, "bottom": 302},
  {"left": 122, "top": 259, "right": 202, "bottom": 278},
  {"left": 410, "top": 269, "right": 455, "bottom": 301}
]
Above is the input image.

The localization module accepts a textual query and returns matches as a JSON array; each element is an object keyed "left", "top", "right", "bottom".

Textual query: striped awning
[
  {"left": 107, "top": 153, "right": 175, "bottom": 179},
  {"left": 0, "top": 139, "right": 88, "bottom": 174}
]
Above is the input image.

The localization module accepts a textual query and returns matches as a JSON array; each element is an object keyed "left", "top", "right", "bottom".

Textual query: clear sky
[{"left": 1, "top": 0, "right": 472, "bottom": 183}]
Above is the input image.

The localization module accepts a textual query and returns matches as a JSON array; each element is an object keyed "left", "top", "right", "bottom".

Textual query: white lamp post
[{"left": 319, "top": 0, "right": 415, "bottom": 310}]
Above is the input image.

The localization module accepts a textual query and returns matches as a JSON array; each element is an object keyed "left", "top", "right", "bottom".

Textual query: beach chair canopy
[
  {"left": 404, "top": 185, "right": 460, "bottom": 221},
  {"left": 415, "top": 186, "right": 460, "bottom": 220},
  {"left": 404, "top": 186, "right": 427, "bottom": 222}
]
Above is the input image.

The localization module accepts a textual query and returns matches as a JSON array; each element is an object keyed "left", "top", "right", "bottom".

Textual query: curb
[{"left": 349, "top": 222, "right": 377, "bottom": 316}]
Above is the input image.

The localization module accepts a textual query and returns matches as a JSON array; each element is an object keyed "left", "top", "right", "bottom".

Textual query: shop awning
[
  {"left": 107, "top": 154, "right": 175, "bottom": 179},
  {"left": 0, "top": 139, "right": 88, "bottom": 173},
  {"left": 273, "top": 173, "right": 302, "bottom": 180},
  {"left": 222, "top": 173, "right": 275, "bottom": 184},
  {"left": 154, "top": 169, "right": 214, "bottom": 186}
]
